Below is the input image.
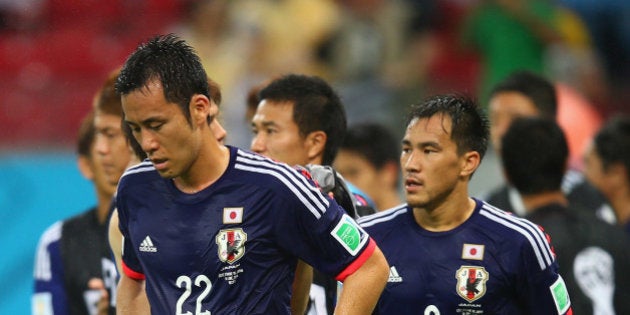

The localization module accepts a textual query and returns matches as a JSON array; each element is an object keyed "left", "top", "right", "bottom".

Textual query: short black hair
[
  {"left": 406, "top": 94, "right": 489, "bottom": 160},
  {"left": 116, "top": 34, "right": 210, "bottom": 124},
  {"left": 593, "top": 115, "right": 630, "bottom": 179},
  {"left": 258, "top": 74, "right": 346, "bottom": 165},
  {"left": 490, "top": 71, "right": 557, "bottom": 119},
  {"left": 341, "top": 123, "right": 400, "bottom": 170},
  {"left": 501, "top": 117, "right": 568, "bottom": 195}
]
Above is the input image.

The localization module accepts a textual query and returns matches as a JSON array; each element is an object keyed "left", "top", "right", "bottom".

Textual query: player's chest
[
  {"left": 381, "top": 236, "right": 516, "bottom": 313},
  {"left": 127, "top": 194, "right": 274, "bottom": 275}
]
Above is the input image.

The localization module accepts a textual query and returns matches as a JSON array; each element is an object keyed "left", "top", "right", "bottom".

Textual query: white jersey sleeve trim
[
  {"left": 33, "top": 221, "right": 62, "bottom": 281},
  {"left": 235, "top": 150, "right": 330, "bottom": 219},
  {"left": 357, "top": 204, "right": 408, "bottom": 227},
  {"left": 480, "top": 203, "right": 554, "bottom": 270}
]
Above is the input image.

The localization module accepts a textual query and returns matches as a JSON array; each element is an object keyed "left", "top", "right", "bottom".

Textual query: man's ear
[
  {"left": 189, "top": 94, "right": 211, "bottom": 125},
  {"left": 306, "top": 131, "right": 327, "bottom": 161},
  {"left": 460, "top": 151, "right": 481, "bottom": 178},
  {"left": 77, "top": 155, "right": 94, "bottom": 180}
]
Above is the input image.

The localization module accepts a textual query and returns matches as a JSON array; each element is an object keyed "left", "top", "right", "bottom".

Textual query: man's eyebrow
[{"left": 260, "top": 121, "right": 277, "bottom": 128}]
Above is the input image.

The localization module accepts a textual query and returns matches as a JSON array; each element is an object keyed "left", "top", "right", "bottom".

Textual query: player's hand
[
  {"left": 88, "top": 278, "right": 110, "bottom": 315},
  {"left": 302, "top": 164, "right": 359, "bottom": 219}
]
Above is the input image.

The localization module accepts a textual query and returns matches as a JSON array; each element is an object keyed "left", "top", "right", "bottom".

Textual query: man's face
[
  {"left": 334, "top": 149, "right": 381, "bottom": 203},
  {"left": 85, "top": 145, "right": 119, "bottom": 199},
  {"left": 489, "top": 91, "right": 539, "bottom": 152},
  {"left": 583, "top": 143, "right": 610, "bottom": 197},
  {"left": 209, "top": 101, "right": 227, "bottom": 145},
  {"left": 94, "top": 112, "right": 132, "bottom": 187},
  {"left": 122, "top": 81, "right": 203, "bottom": 179},
  {"left": 250, "top": 100, "right": 310, "bottom": 166},
  {"left": 400, "top": 114, "right": 465, "bottom": 209}
]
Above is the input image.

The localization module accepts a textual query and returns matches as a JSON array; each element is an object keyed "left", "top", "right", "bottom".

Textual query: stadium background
[{"left": 1, "top": 0, "right": 628, "bottom": 313}]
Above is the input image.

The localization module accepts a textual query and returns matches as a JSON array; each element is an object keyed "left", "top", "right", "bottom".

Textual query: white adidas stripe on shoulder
[
  {"left": 234, "top": 150, "right": 329, "bottom": 219},
  {"left": 357, "top": 204, "right": 408, "bottom": 227},
  {"left": 121, "top": 160, "right": 155, "bottom": 179},
  {"left": 480, "top": 202, "right": 554, "bottom": 271},
  {"left": 34, "top": 221, "right": 62, "bottom": 281},
  {"left": 235, "top": 150, "right": 328, "bottom": 203}
]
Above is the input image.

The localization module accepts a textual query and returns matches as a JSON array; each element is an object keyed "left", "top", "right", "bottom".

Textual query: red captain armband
[
  {"left": 122, "top": 261, "right": 146, "bottom": 280},
  {"left": 335, "top": 238, "right": 376, "bottom": 282}
]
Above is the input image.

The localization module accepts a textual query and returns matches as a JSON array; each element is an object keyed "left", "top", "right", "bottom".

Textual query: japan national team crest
[
  {"left": 216, "top": 228, "right": 247, "bottom": 264},
  {"left": 456, "top": 266, "right": 489, "bottom": 302}
]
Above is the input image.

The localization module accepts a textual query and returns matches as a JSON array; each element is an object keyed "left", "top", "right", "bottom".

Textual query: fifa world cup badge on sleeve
[
  {"left": 550, "top": 276, "right": 571, "bottom": 314},
  {"left": 331, "top": 214, "right": 368, "bottom": 256}
]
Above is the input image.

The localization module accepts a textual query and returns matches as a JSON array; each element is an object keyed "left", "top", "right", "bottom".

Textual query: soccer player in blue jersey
[
  {"left": 358, "top": 94, "right": 573, "bottom": 314},
  {"left": 33, "top": 110, "right": 117, "bottom": 315},
  {"left": 250, "top": 74, "right": 376, "bottom": 314},
  {"left": 113, "top": 34, "right": 389, "bottom": 314}
]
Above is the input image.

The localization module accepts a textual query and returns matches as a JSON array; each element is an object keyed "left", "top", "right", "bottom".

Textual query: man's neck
[
  {"left": 609, "top": 189, "right": 630, "bottom": 226},
  {"left": 520, "top": 190, "right": 567, "bottom": 214},
  {"left": 174, "top": 144, "right": 230, "bottom": 194},
  {"left": 413, "top": 191, "right": 476, "bottom": 232}
]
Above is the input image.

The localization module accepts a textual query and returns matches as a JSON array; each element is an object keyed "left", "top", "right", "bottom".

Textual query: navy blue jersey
[
  {"left": 358, "top": 199, "right": 572, "bottom": 315},
  {"left": 116, "top": 146, "right": 375, "bottom": 314},
  {"left": 33, "top": 208, "right": 117, "bottom": 315}
]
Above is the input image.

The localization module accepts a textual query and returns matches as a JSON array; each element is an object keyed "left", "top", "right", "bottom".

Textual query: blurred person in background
[
  {"left": 250, "top": 74, "right": 376, "bottom": 314},
  {"left": 33, "top": 110, "right": 116, "bottom": 315},
  {"left": 584, "top": 115, "right": 630, "bottom": 236},
  {"left": 317, "top": 0, "right": 415, "bottom": 138},
  {"left": 482, "top": 70, "right": 612, "bottom": 223},
  {"left": 460, "top": 0, "right": 561, "bottom": 106},
  {"left": 501, "top": 116, "right": 630, "bottom": 315},
  {"left": 334, "top": 122, "right": 403, "bottom": 211}
]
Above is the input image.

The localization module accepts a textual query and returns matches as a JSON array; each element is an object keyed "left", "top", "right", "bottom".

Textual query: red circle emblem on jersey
[{"left": 470, "top": 248, "right": 477, "bottom": 255}]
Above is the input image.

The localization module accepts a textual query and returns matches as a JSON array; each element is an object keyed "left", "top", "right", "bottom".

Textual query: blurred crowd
[{"left": 0, "top": 0, "right": 628, "bottom": 149}]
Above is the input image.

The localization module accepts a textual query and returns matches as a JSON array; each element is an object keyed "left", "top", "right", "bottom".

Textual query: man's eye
[{"left": 149, "top": 123, "right": 163, "bottom": 131}]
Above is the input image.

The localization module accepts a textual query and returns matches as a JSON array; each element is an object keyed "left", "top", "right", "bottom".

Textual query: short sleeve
[
  {"left": 116, "top": 195, "right": 145, "bottom": 280},
  {"left": 271, "top": 183, "right": 375, "bottom": 281}
]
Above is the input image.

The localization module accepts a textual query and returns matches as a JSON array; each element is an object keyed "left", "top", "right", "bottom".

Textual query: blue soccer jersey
[
  {"left": 116, "top": 146, "right": 375, "bottom": 314},
  {"left": 358, "top": 199, "right": 572, "bottom": 315}
]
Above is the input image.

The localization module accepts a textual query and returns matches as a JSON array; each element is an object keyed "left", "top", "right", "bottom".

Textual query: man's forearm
[
  {"left": 116, "top": 274, "right": 150, "bottom": 315},
  {"left": 335, "top": 246, "right": 389, "bottom": 315}
]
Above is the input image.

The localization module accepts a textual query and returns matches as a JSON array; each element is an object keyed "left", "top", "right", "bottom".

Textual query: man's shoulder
[
  {"left": 477, "top": 202, "right": 557, "bottom": 270},
  {"left": 357, "top": 204, "right": 408, "bottom": 231},
  {"left": 118, "top": 160, "right": 159, "bottom": 187},
  {"left": 231, "top": 149, "right": 320, "bottom": 195}
]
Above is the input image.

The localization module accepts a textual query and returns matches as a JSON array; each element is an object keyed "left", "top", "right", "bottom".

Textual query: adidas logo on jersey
[
  {"left": 139, "top": 236, "right": 157, "bottom": 252},
  {"left": 388, "top": 266, "right": 403, "bottom": 283}
]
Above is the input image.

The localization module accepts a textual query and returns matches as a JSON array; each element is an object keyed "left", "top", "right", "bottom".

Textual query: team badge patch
[
  {"left": 223, "top": 207, "right": 243, "bottom": 224},
  {"left": 331, "top": 214, "right": 368, "bottom": 256},
  {"left": 216, "top": 228, "right": 247, "bottom": 264},
  {"left": 456, "top": 266, "right": 489, "bottom": 302}
]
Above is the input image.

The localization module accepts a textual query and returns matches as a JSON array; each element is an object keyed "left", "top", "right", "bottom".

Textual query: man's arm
[
  {"left": 108, "top": 209, "right": 123, "bottom": 272},
  {"left": 334, "top": 245, "right": 389, "bottom": 315},
  {"left": 116, "top": 273, "right": 150, "bottom": 315},
  {"left": 290, "top": 260, "right": 313, "bottom": 315}
]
